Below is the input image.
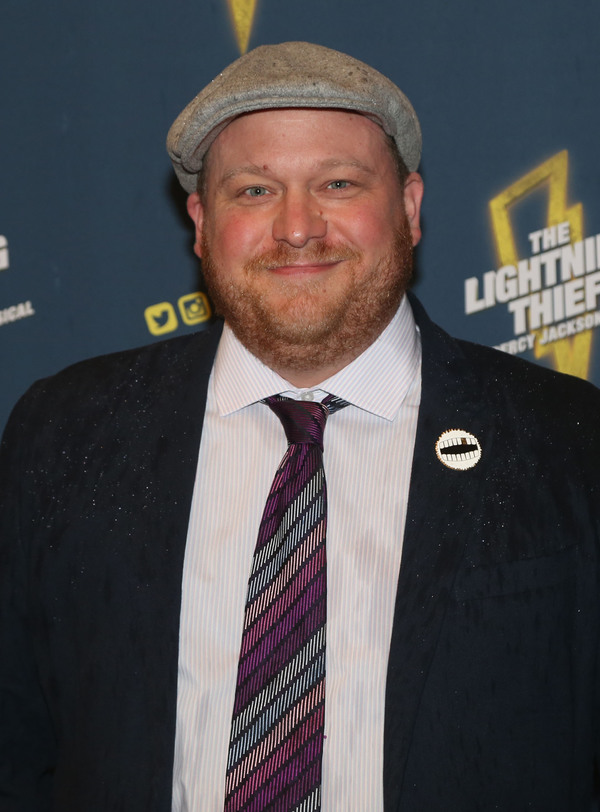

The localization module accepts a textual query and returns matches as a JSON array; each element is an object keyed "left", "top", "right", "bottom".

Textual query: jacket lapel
[
  {"left": 119, "top": 322, "right": 224, "bottom": 800},
  {"left": 383, "top": 296, "right": 495, "bottom": 811}
]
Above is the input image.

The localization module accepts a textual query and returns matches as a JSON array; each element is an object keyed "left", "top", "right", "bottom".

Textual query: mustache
[{"left": 244, "top": 241, "right": 361, "bottom": 272}]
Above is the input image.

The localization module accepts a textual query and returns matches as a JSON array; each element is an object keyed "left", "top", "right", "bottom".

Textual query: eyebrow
[
  {"left": 218, "top": 158, "right": 377, "bottom": 186},
  {"left": 317, "top": 158, "right": 377, "bottom": 175},
  {"left": 219, "top": 164, "right": 269, "bottom": 185}
]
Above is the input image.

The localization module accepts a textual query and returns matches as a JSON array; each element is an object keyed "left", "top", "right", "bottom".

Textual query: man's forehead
[{"left": 204, "top": 108, "right": 393, "bottom": 178}]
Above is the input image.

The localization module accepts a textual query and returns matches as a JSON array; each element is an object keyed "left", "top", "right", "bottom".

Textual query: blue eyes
[
  {"left": 244, "top": 186, "right": 268, "bottom": 197},
  {"left": 242, "top": 180, "right": 352, "bottom": 197}
]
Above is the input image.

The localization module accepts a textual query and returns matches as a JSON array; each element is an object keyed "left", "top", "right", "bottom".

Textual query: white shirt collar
[{"left": 212, "top": 295, "right": 421, "bottom": 421}]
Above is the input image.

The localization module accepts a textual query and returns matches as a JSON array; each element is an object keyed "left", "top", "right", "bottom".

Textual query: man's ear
[
  {"left": 402, "top": 172, "right": 424, "bottom": 247},
  {"left": 186, "top": 192, "right": 204, "bottom": 259}
]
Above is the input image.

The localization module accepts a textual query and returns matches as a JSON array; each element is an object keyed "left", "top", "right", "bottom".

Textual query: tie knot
[{"left": 265, "top": 396, "right": 329, "bottom": 448}]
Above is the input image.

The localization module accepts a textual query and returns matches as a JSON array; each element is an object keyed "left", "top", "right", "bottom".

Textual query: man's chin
[
  {"left": 242, "top": 307, "right": 340, "bottom": 349},
  {"left": 264, "top": 320, "right": 335, "bottom": 348},
  {"left": 247, "top": 289, "right": 344, "bottom": 337}
]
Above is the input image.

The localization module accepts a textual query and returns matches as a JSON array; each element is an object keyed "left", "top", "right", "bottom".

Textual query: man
[{"left": 0, "top": 41, "right": 598, "bottom": 811}]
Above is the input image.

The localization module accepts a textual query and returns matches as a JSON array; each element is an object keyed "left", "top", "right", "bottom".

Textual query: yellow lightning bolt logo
[
  {"left": 489, "top": 150, "right": 592, "bottom": 380},
  {"left": 226, "top": 0, "right": 258, "bottom": 54}
]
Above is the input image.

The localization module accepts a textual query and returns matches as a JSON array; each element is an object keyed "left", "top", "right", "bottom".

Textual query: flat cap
[{"left": 167, "top": 41, "right": 422, "bottom": 193}]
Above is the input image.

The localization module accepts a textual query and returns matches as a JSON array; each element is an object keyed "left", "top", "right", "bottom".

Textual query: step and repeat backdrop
[{"left": 2, "top": 0, "right": 599, "bottom": 431}]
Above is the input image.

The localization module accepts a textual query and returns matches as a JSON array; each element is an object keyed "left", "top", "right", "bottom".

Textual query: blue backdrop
[{"left": 2, "top": 0, "right": 600, "bottom": 431}]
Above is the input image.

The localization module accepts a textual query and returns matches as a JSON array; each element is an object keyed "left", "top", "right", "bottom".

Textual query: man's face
[{"left": 187, "top": 108, "right": 423, "bottom": 385}]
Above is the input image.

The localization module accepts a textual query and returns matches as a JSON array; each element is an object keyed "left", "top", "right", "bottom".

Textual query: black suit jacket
[{"left": 1, "top": 296, "right": 599, "bottom": 811}]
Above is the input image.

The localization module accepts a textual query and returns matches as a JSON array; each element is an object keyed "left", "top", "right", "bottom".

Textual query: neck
[
  {"left": 264, "top": 335, "right": 381, "bottom": 388},
  {"left": 277, "top": 364, "right": 347, "bottom": 389}
]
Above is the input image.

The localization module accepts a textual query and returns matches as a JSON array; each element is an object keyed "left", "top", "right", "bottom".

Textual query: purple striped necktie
[{"left": 224, "top": 393, "right": 349, "bottom": 812}]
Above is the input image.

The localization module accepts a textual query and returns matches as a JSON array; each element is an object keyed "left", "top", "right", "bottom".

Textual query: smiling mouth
[
  {"left": 245, "top": 242, "right": 361, "bottom": 275},
  {"left": 268, "top": 261, "right": 341, "bottom": 274}
]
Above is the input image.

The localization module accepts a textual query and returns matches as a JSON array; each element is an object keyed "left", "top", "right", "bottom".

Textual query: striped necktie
[{"left": 224, "top": 394, "right": 348, "bottom": 812}]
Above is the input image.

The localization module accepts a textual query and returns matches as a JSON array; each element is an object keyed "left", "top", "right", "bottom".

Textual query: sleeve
[{"left": 0, "top": 393, "right": 56, "bottom": 811}]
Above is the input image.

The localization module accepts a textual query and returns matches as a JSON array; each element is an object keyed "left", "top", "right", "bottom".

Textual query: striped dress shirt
[{"left": 172, "top": 295, "right": 422, "bottom": 811}]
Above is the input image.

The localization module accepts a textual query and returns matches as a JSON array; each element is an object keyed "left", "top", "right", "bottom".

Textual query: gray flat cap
[{"left": 167, "top": 41, "right": 421, "bottom": 193}]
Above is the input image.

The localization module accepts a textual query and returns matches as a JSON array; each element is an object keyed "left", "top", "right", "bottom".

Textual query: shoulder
[
  {"left": 456, "top": 335, "right": 600, "bottom": 435},
  {"left": 459, "top": 335, "right": 600, "bottom": 401},
  {"left": 2, "top": 321, "right": 224, "bottom": 443},
  {"left": 410, "top": 292, "right": 600, "bottom": 425},
  {"left": 21, "top": 322, "right": 221, "bottom": 407}
]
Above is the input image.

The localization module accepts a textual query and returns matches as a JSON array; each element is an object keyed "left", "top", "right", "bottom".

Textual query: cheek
[
  {"left": 208, "top": 211, "right": 272, "bottom": 267},
  {"left": 334, "top": 207, "right": 397, "bottom": 254}
]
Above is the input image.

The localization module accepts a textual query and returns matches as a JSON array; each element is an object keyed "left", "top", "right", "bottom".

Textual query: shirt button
[{"left": 300, "top": 390, "right": 315, "bottom": 401}]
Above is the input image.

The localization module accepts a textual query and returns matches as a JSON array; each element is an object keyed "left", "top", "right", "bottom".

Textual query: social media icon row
[{"left": 144, "top": 292, "right": 212, "bottom": 335}]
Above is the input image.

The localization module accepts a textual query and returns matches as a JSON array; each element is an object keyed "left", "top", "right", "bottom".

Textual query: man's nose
[{"left": 271, "top": 191, "right": 327, "bottom": 247}]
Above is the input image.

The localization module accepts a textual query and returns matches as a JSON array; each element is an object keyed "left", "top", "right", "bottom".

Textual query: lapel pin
[{"left": 435, "top": 429, "right": 482, "bottom": 470}]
